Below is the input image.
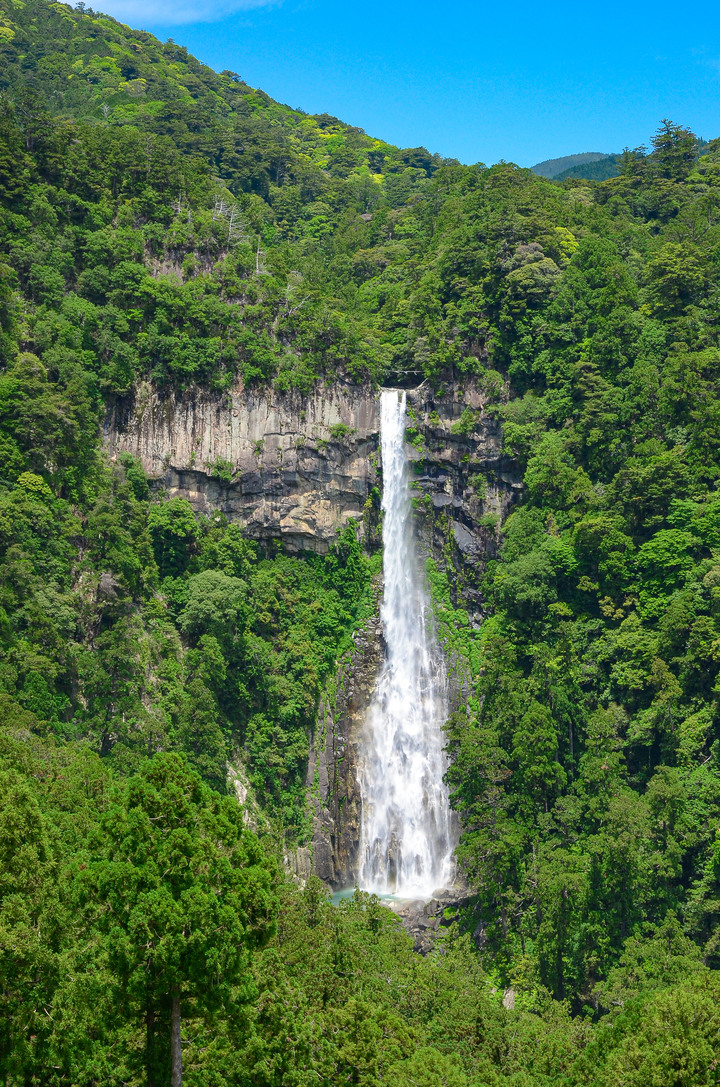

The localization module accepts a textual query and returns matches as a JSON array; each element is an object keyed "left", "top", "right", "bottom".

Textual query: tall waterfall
[{"left": 358, "top": 390, "right": 454, "bottom": 899}]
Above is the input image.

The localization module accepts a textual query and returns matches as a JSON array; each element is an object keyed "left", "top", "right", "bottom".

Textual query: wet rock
[
  {"left": 307, "top": 605, "right": 384, "bottom": 887},
  {"left": 453, "top": 520, "right": 481, "bottom": 558}
]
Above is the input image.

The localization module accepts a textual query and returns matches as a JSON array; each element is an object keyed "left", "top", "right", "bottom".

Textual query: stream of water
[{"left": 357, "top": 389, "right": 455, "bottom": 900}]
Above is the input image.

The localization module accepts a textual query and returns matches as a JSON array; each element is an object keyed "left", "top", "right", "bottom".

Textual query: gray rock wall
[
  {"left": 305, "top": 610, "right": 384, "bottom": 888},
  {"left": 405, "top": 380, "right": 522, "bottom": 625},
  {"left": 105, "top": 379, "right": 381, "bottom": 552},
  {"left": 104, "top": 377, "right": 520, "bottom": 562},
  {"left": 105, "top": 376, "right": 522, "bottom": 886}
]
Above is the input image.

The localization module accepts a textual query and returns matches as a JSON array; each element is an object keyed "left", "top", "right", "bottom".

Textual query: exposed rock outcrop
[
  {"left": 105, "top": 379, "right": 381, "bottom": 553},
  {"left": 303, "top": 608, "right": 384, "bottom": 888},
  {"left": 105, "top": 376, "right": 522, "bottom": 887},
  {"left": 104, "top": 376, "right": 520, "bottom": 566},
  {"left": 390, "top": 888, "right": 473, "bottom": 954},
  {"left": 405, "top": 380, "right": 522, "bottom": 625}
]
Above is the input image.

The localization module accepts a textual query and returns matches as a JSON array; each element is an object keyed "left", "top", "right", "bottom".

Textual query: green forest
[{"left": 3, "top": 0, "right": 720, "bottom": 1083}]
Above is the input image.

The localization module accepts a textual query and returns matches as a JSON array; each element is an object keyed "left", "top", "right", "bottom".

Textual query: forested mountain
[
  {"left": 3, "top": 0, "right": 720, "bottom": 1083},
  {"left": 554, "top": 154, "right": 619, "bottom": 181},
  {"left": 531, "top": 152, "right": 613, "bottom": 178}
]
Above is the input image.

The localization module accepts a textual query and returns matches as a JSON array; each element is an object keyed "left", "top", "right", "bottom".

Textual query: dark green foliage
[
  {"left": 1, "top": 720, "right": 717, "bottom": 1087},
  {"left": 555, "top": 156, "right": 620, "bottom": 182},
  {"left": 422, "top": 115, "right": 720, "bottom": 1020},
  {"left": 3, "top": 0, "right": 720, "bottom": 1079},
  {"left": 88, "top": 753, "right": 277, "bottom": 1084},
  {"left": 532, "top": 152, "right": 613, "bottom": 179}
]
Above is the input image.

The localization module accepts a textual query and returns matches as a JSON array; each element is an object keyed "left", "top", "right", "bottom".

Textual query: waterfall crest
[{"left": 358, "top": 389, "right": 454, "bottom": 899}]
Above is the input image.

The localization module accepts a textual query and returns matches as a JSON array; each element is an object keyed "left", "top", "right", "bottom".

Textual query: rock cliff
[
  {"left": 105, "top": 376, "right": 521, "bottom": 886},
  {"left": 104, "top": 377, "right": 519, "bottom": 562},
  {"left": 404, "top": 380, "right": 521, "bottom": 626},
  {"left": 105, "top": 379, "right": 380, "bottom": 553},
  {"left": 301, "top": 607, "right": 384, "bottom": 887}
]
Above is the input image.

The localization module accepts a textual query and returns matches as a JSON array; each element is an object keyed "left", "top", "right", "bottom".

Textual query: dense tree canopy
[{"left": 3, "top": 0, "right": 720, "bottom": 1082}]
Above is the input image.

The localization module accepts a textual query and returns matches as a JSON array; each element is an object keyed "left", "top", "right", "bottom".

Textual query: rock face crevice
[{"left": 105, "top": 376, "right": 522, "bottom": 886}]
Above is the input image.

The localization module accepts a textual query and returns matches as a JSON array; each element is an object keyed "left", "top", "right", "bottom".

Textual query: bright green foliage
[
  {"left": 149, "top": 498, "right": 199, "bottom": 577},
  {"left": 419, "top": 116, "right": 720, "bottom": 1017},
  {"left": 88, "top": 753, "right": 276, "bottom": 1084},
  {"left": 0, "top": 0, "right": 458, "bottom": 394},
  {"left": 577, "top": 975, "right": 720, "bottom": 1087},
  {"left": 3, "top": 0, "right": 720, "bottom": 1079}
]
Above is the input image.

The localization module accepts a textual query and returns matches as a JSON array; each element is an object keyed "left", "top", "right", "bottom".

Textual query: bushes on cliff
[{"left": 0, "top": 398, "right": 373, "bottom": 826}]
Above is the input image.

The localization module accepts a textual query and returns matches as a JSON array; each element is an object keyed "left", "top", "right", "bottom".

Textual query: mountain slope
[
  {"left": 0, "top": 0, "right": 461, "bottom": 394},
  {"left": 3, "top": 3, "right": 720, "bottom": 1081},
  {"left": 555, "top": 154, "right": 619, "bottom": 180},
  {"left": 0, "top": 0, "right": 449, "bottom": 193},
  {"left": 531, "top": 151, "right": 612, "bottom": 177}
]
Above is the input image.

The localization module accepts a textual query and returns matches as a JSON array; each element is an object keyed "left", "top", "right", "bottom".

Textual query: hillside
[
  {"left": 3, "top": 1, "right": 720, "bottom": 1084},
  {"left": 555, "top": 154, "right": 619, "bottom": 180},
  {"left": 530, "top": 151, "right": 612, "bottom": 177},
  {"left": 0, "top": 0, "right": 446, "bottom": 182},
  {"left": 0, "top": 0, "right": 458, "bottom": 391}
]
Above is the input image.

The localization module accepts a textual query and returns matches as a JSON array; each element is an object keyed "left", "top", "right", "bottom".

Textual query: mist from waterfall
[{"left": 358, "top": 389, "right": 455, "bottom": 899}]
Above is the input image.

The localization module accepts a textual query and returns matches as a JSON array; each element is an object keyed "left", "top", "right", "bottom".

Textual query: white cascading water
[{"left": 358, "top": 389, "right": 455, "bottom": 899}]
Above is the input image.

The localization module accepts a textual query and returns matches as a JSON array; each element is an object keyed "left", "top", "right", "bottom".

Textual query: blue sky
[{"left": 95, "top": 0, "right": 720, "bottom": 167}]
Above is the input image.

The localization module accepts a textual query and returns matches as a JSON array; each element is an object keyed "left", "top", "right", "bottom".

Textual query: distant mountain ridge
[
  {"left": 555, "top": 155, "right": 620, "bottom": 181},
  {"left": 531, "top": 151, "right": 615, "bottom": 178}
]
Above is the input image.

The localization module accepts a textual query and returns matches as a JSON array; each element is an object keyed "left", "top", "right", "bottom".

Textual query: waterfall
[{"left": 358, "top": 389, "right": 455, "bottom": 899}]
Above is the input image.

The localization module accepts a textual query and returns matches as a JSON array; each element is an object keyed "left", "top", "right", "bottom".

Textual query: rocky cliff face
[
  {"left": 105, "top": 376, "right": 521, "bottom": 886},
  {"left": 404, "top": 381, "right": 521, "bottom": 626},
  {"left": 288, "top": 607, "right": 384, "bottom": 888},
  {"left": 104, "top": 377, "right": 519, "bottom": 562},
  {"left": 105, "top": 379, "right": 381, "bottom": 553}
]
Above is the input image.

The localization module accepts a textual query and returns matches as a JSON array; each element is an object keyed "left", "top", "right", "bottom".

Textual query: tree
[
  {"left": 590, "top": 976, "right": 720, "bottom": 1087},
  {"left": 88, "top": 754, "right": 277, "bottom": 1086},
  {"left": 648, "top": 243, "right": 705, "bottom": 316},
  {"left": 651, "top": 119, "right": 698, "bottom": 180},
  {"left": 148, "top": 498, "right": 198, "bottom": 578},
  {"left": 511, "top": 701, "right": 566, "bottom": 814},
  {"left": 179, "top": 568, "right": 248, "bottom": 646},
  {"left": 387, "top": 1048, "right": 468, "bottom": 1087},
  {"left": 0, "top": 774, "right": 60, "bottom": 1082},
  {"left": 173, "top": 676, "right": 228, "bottom": 791},
  {"left": 445, "top": 711, "right": 524, "bottom": 938}
]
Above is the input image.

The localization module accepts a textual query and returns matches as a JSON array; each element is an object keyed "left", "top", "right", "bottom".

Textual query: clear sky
[{"left": 94, "top": 0, "right": 720, "bottom": 167}]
